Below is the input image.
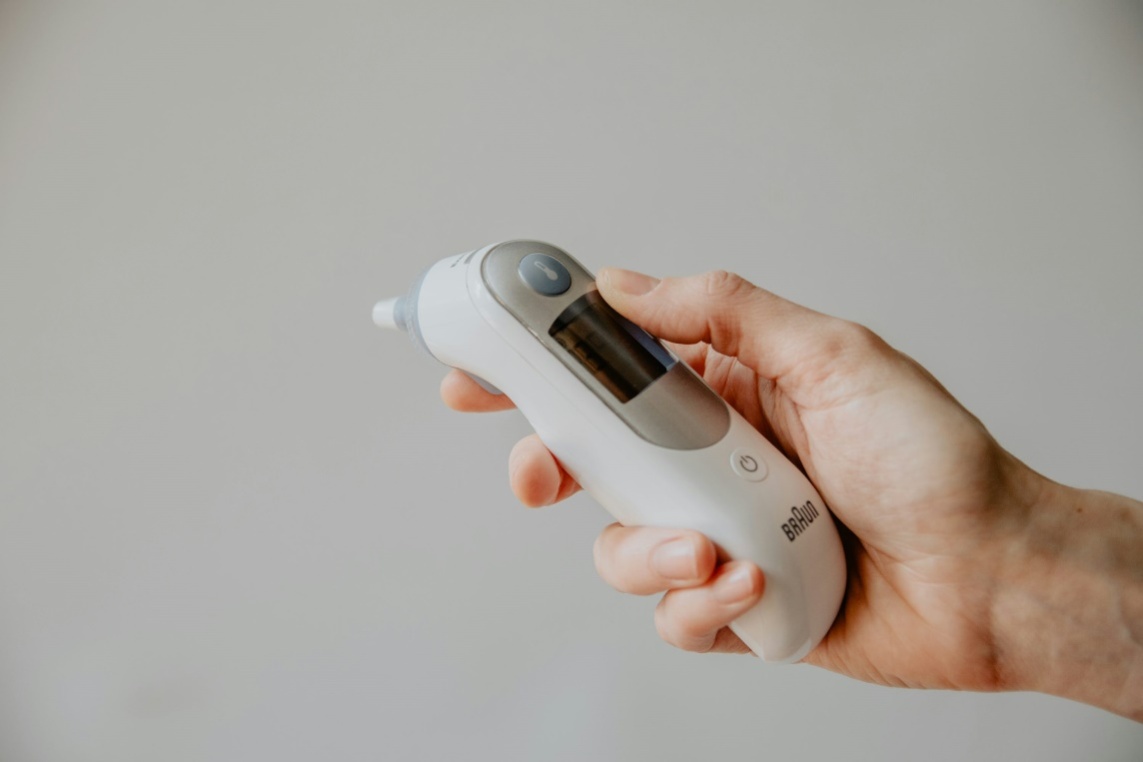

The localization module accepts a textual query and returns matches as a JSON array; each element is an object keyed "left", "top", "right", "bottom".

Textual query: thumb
[{"left": 596, "top": 267, "right": 884, "bottom": 391}]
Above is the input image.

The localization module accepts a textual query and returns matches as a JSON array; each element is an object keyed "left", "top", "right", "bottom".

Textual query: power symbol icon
[{"left": 730, "top": 448, "right": 768, "bottom": 481}]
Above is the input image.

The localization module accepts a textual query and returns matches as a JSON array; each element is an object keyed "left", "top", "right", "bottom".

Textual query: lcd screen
[{"left": 549, "top": 291, "right": 676, "bottom": 402}]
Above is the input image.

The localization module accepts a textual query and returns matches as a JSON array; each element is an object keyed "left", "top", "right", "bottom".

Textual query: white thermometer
[{"left": 374, "top": 241, "right": 846, "bottom": 663}]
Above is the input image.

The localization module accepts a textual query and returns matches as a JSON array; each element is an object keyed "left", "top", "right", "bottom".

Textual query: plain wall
[{"left": 1, "top": 2, "right": 1142, "bottom": 760}]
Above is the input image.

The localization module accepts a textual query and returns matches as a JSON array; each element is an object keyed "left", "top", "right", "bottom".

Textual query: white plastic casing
[{"left": 413, "top": 244, "right": 846, "bottom": 663}]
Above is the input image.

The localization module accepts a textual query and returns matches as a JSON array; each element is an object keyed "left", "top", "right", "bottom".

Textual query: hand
[{"left": 442, "top": 268, "right": 1143, "bottom": 718}]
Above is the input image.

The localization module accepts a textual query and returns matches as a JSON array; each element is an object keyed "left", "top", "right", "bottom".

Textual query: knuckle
[
  {"left": 697, "top": 271, "right": 756, "bottom": 356},
  {"left": 702, "top": 269, "right": 750, "bottom": 300},
  {"left": 819, "top": 319, "right": 885, "bottom": 363},
  {"left": 841, "top": 321, "right": 884, "bottom": 352}
]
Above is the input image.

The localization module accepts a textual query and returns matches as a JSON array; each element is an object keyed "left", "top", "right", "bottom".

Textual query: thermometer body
[{"left": 376, "top": 241, "right": 846, "bottom": 663}]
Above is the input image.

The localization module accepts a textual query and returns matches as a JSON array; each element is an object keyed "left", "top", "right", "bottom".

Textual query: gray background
[{"left": 1, "top": 1, "right": 1142, "bottom": 760}]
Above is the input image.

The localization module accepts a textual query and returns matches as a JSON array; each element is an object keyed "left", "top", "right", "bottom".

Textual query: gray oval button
[{"left": 518, "top": 253, "right": 571, "bottom": 296}]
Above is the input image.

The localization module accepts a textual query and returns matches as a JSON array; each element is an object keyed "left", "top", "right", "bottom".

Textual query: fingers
[
  {"left": 440, "top": 369, "right": 517, "bottom": 412},
  {"left": 508, "top": 434, "right": 581, "bottom": 507},
  {"left": 593, "top": 523, "right": 719, "bottom": 595},
  {"left": 654, "top": 561, "right": 765, "bottom": 653},
  {"left": 440, "top": 373, "right": 580, "bottom": 507},
  {"left": 596, "top": 268, "right": 887, "bottom": 396},
  {"left": 593, "top": 523, "right": 765, "bottom": 653}
]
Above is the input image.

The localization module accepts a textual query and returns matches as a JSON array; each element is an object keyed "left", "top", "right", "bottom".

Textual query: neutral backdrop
[{"left": 2, "top": 2, "right": 1142, "bottom": 761}]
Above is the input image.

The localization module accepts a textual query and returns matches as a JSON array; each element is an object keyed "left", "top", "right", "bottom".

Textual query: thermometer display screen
[{"left": 549, "top": 291, "right": 677, "bottom": 402}]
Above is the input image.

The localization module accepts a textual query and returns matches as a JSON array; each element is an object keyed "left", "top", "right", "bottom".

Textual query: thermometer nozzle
[{"left": 372, "top": 297, "right": 407, "bottom": 331}]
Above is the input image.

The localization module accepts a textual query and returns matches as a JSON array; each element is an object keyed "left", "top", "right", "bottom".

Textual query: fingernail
[
  {"left": 652, "top": 538, "right": 698, "bottom": 581},
  {"left": 603, "top": 268, "right": 659, "bottom": 296},
  {"left": 714, "top": 564, "right": 757, "bottom": 604}
]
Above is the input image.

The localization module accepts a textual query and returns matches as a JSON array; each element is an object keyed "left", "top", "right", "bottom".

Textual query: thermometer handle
[
  {"left": 406, "top": 242, "right": 847, "bottom": 662},
  {"left": 526, "top": 394, "right": 846, "bottom": 663}
]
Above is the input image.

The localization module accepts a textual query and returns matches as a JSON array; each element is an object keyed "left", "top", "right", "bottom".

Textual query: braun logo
[{"left": 781, "top": 500, "right": 821, "bottom": 542}]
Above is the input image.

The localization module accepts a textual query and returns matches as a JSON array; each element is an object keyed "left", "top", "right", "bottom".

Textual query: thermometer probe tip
[{"left": 372, "top": 298, "right": 406, "bottom": 330}]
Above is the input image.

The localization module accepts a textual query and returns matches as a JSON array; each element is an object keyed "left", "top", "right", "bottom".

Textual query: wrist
[{"left": 990, "top": 465, "right": 1143, "bottom": 720}]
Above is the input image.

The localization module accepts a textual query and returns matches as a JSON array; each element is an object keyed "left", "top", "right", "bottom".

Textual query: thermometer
[{"left": 373, "top": 241, "right": 846, "bottom": 663}]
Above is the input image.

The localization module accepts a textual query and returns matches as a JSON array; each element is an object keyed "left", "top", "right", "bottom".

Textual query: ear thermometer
[{"left": 374, "top": 241, "right": 846, "bottom": 663}]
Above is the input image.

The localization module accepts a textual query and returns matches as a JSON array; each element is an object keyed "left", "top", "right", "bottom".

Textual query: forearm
[{"left": 993, "top": 478, "right": 1143, "bottom": 720}]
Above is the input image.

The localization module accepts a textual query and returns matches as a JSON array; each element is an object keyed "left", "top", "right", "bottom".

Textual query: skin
[{"left": 441, "top": 267, "right": 1143, "bottom": 720}]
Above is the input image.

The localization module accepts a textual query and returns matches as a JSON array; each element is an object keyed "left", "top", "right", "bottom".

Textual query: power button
[{"left": 730, "top": 448, "right": 767, "bottom": 482}]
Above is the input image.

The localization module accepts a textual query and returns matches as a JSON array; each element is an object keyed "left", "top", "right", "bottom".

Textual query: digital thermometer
[{"left": 374, "top": 241, "right": 846, "bottom": 663}]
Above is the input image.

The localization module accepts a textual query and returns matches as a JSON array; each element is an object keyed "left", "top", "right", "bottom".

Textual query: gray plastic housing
[{"left": 480, "top": 241, "right": 730, "bottom": 451}]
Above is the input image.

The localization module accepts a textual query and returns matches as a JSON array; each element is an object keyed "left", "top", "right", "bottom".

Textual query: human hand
[{"left": 442, "top": 267, "right": 1143, "bottom": 718}]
